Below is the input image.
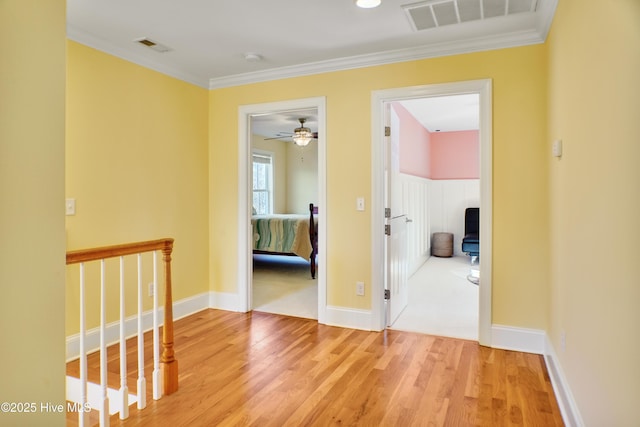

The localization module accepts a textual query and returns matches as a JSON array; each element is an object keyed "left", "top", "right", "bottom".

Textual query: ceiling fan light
[
  {"left": 292, "top": 118, "right": 313, "bottom": 146},
  {"left": 356, "top": 0, "right": 381, "bottom": 8},
  {"left": 293, "top": 127, "right": 313, "bottom": 146}
]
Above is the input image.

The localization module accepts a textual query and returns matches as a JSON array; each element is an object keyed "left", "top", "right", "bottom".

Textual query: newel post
[{"left": 161, "top": 239, "right": 179, "bottom": 394}]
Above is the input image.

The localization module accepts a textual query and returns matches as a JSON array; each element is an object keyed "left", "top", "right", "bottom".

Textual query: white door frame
[
  {"left": 370, "top": 80, "right": 493, "bottom": 346},
  {"left": 238, "top": 97, "right": 327, "bottom": 323}
]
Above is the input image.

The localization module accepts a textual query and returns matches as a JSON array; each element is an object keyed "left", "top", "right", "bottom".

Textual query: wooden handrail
[
  {"left": 66, "top": 238, "right": 174, "bottom": 264},
  {"left": 66, "top": 238, "right": 179, "bottom": 395}
]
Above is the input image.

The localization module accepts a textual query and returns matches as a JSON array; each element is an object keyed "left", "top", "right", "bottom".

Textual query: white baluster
[
  {"left": 79, "top": 263, "right": 89, "bottom": 427},
  {"left": 99, "top": 259, "right": 110, "bottom": 426},
  {"left": 136, "top": 253, "right": 146, "bottom": 409},
  {"left": 152, "top": 250, "right": 162, "bottom": 399},
  {"left": 118, "top": 256, "right": 129, "bottom": 419}
]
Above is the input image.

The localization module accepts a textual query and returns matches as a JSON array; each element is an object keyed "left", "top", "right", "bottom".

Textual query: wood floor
[{"left": 67, "top": 309, "right": 564, "bottom": 426}]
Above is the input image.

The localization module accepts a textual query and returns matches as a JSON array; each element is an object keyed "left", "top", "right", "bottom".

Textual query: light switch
[
  {"left": 356, "top": 197, "right": 365, "bottom": 211},
  {"left": 552, "top": 139, "right": 563, "bottom": 158},
  {"left": 65, "top": 198, "right": 76, "bottom": 216}
]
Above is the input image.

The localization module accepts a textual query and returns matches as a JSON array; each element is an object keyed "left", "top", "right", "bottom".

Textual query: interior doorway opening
[
  {"left": 250, "top": 108, "right": 319, "bottom": 319},
  {"left": 238, "top": 97, "right": 327, "bottom": 324},
  {"left": 386, "top": 95, "right": 481, "bottom": 341},
  {"left": 371, "top": 80, "right": 492, "bottom": 346}
]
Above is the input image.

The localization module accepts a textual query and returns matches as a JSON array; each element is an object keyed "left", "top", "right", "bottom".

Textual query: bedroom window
[{"left": 252, "top": 152, "right": 273, "bottom": 215}]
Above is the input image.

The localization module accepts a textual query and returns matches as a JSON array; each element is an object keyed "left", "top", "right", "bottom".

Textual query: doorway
[
  {"left": 371, "top": 80, "right": 492, "bottom": 346},
  {"left": 237, "top": 97, "right": 327, "bottom": 323}
]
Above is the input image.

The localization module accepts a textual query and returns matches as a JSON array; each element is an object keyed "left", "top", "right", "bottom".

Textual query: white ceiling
[
  {"left": 399, "top": 93, "right": 479, "bottom": 132},
  {"left": 250, "top": 94, "right": 479, "bottom": 141},
  {"left": 66, "top": 0, "right": 557, "bottom": 90},
  {"left": 251, "top": 109, "right": 319, "bottom": 140}
]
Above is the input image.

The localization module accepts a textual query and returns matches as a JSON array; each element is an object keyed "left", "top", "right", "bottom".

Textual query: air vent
[
  {"left": 403, "top": 0, "right": 538, "bottom": 31},
  {"left": 134, "top": 37, "right": 172, "bottom": 53}
]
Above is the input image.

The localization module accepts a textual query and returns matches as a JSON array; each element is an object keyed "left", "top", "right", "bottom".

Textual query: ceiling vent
[
  {"left": 134, "top": 37, "right": 172, "bottom": 53},
  {"left": 403, "top": 0, "right": 538, "bottom": 31}
]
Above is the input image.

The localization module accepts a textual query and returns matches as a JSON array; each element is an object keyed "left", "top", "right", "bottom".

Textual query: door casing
[
  {"left": 370, "top": 80, "right": 493, "bottom": 346},
  {"left": 238, "top": 97, "right": 327, "bottom": 323}
]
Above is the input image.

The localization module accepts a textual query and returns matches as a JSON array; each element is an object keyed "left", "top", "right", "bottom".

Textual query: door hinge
[
  {"left": 384, "top": 126, "right": 391, "bottom": 137},
  {"left": 384, "top": 289, "right": 391, "bottom": 300},
  {"left": 384, "top": 224, "right": 391, "bottom": 236},
  {"left": 385, "top": 207, "right": 391, "bottom": 218}
]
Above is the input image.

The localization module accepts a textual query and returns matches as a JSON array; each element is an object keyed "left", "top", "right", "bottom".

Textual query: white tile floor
[{"left": 389, "top": 255, "right": 479, "bottom": 341}]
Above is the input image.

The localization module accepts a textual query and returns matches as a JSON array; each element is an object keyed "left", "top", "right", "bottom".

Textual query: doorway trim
[
  {"left": 370, "top": 80, "right": 492, "bottom": 346},
  {"left": 238, "top": 97, "right": 327, "bottom": 323}
]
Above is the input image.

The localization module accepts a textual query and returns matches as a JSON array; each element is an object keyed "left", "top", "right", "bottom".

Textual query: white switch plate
[
  {"left": 356, "top": 281, "right": 365, "bottom": 296},
  {"left": 65, "top": 198, "right": 76, "bottom": 216},
  {"left": 356, "top": 197, "right": 365, "bottom": 211},
  {"left": 552, "top": 139, "right": 563, "bottom": 157}
]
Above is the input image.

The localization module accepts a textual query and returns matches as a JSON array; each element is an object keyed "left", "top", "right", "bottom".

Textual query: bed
[{"left": 252, "top": 203, "right": 318, "bottom": 278}]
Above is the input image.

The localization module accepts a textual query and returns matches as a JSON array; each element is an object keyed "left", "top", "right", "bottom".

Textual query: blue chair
[{"left": 462, "top": 208, "right": 479, "bottom": 263}]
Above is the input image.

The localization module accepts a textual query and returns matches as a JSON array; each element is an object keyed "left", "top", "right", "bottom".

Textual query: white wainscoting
[
  {"left": 429, "top": 179, "right": 480, "bottom": 257},
  {"left": 397, "top": 175, "right": 480, "bottom": 274}
]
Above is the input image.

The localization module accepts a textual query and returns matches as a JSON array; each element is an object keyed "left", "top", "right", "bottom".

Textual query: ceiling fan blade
[
  {"left": 264, "top": 132, "right": 318, "bottom": 141},
  {"left": 263, "top": 132, "right": 293, "bottom": 140}
]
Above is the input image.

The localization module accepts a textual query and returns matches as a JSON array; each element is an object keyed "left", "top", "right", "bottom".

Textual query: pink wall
[
  {"left": 430, "top": 131, "right": 479, "bottom": 179},
  {"left": 392, "top": 102, "right": 479, "bottom": 180},
  {"left": 392, "top": 102, "right": 431, "bottom": 179}
]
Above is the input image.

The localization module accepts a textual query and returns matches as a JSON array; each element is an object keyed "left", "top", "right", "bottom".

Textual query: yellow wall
[
  {"left": 210, "top": 46, "right": 550, "bottom": 328},
  {"left": 0, "top": 1, "right": 66, "bottom": 425},
  {"left": 65, "top": 41, "right": 210, "bottom": 334},
  {"left": 547, "top": 0, "right": 640, "bottom": 424}
]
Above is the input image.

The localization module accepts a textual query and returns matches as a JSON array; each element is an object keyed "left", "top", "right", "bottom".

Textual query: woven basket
[{"left": 432, "top": 232, "right": 453, "bottom": 257}]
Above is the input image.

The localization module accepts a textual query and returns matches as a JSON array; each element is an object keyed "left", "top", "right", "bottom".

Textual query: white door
[
  {"left": 386, "top": 214, "right": 409, "bottom": 326},
  {"left": 385, "top": 103, "right": 409, "bottom": 326}
]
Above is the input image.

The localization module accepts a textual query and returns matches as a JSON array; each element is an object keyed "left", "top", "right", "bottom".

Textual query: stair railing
[{"left": 66, "top": 238, "right": 178, "bottom": 426}]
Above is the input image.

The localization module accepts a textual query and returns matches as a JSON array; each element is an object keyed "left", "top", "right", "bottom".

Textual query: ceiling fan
[{"left": 265, "top": 118, "right": 318, "bottom": 146}]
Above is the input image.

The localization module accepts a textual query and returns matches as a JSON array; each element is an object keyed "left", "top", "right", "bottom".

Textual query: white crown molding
[
  {"left": 536, "top": 0, "right": 559, "bottom": 37},
  {"left": 67, "top": 0, "right": 557, "bottom": 90},
  {"left": 208, "top": 28, "right": 544, "bottom": 89},
  {"left": 66, "top": 24, "right": 210, "bottom": 89},
  {"left": 207, "top": 0, "right": 557, "bottom": 89}
]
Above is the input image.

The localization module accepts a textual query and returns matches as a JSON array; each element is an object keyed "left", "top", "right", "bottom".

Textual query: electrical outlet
[
  {"left": 148, "top": 282, "right": 154, "bottom": 297},
  {"left": 356, "top": 281, "right": 365, "bottom": 296}
]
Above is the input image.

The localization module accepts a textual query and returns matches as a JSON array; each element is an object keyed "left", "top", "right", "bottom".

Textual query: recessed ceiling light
[{"left": 356, "top": 0, "right": 381, "bottom": 8}]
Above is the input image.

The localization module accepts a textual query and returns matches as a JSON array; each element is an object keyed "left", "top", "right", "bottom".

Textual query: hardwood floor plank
[{"left": 66, "top": 309, "right": 564, "bottom": 426}]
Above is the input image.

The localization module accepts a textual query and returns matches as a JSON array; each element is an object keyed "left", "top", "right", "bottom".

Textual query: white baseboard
[
  {"left": 65, "top": 292, "right": 210, "bottom": 361},
  {"left": 491, "top": 324, "right": 546, "bottom": 354},
  {"left": 324, "top": 305, "right": 373, "bottom": 331},
  {"left": 489, "top": 324, "right": 583, "bottom": 427},
  {"left": 209, "top": 291, "right": 241, "bottom": 312},
  {"left": 544, "top": 336, "right": 585, "bottom": 427}
]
